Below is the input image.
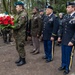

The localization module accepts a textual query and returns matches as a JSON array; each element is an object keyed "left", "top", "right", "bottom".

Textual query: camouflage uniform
[{"left": 13, "top": 10, "right": 27, "bottom": 58}]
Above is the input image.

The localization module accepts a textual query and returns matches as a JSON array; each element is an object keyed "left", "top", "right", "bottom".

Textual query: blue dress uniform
[
  {"left": 58, "top": 2, "right": 75, "bottom": 74},
  {"left": 43, "top": 6, "right": 59, "bottom": 62}
]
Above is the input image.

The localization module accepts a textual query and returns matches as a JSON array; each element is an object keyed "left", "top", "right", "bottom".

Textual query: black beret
[
  {"left": 14, "top": 1, "right": 24, "bottom": 6},
  {"left": 46, "top": 5, "right": 53, "bottom": 10},
  {"left": 66, "top": 2, "right": 75, "bottom": 7}
]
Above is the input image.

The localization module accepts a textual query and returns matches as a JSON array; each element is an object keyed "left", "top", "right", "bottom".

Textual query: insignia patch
[
  {"left": 21, "top": 16, "right": 25, "bottom": 18},
  {"left": 34, "top": 17, "right": 37, "bottom": 19},
  {"left": 49, "top": 18, "right": 53, "bottom": 21},
  {"left": 69, "top": 17, "right": 75, "bottom": 24}
]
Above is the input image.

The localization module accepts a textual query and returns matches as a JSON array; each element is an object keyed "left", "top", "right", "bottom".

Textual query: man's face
[
  {"left": 16, "top": 5, "right": 22, "bottom": 12},
  {"left": 59, "top": 14, "right": 63, "bottom": 18},
  {"left": 66, "top": 5, "right": 74, "bottom": 14},
  {"left": 46, "top": 8, "right": 53, "bottom": 15},
  {"left": 40, "top": 12, "right": 44, "bottom": 15},
  {"left": 32, "top": 8, "right": 37, "bottom": 14}
]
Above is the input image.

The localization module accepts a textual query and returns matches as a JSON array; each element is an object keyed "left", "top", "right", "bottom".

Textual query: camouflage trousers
[{"left": 15, "top": 35, "right": 26, "bottom": 58}]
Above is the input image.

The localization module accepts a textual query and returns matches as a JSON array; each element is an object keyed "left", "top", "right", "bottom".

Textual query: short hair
[
  {"left": 19, "top": 5, "right": 24, "bottom": 9},
  {"left": 59, "top": 13, "right": 63, "bottom": 16},
  {"left": 33, "top": 7, "right": 39, "bottom": 12}
]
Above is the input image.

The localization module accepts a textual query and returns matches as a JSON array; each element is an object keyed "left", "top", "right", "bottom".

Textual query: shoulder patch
[{"left": 21, "top": 16, "right": 25, "bottom": 18}]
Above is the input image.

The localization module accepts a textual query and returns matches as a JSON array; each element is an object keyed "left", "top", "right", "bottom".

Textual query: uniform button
[
  {"left": 65, "top": 28, "right": 66, "bottom": 30},
  {"left": 65, "top": 32, "right": 66, "bottom": 33}
]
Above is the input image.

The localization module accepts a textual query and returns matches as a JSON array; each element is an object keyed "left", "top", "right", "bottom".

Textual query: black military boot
[
  {"left": 17, "top": 58, "right": 26, "bottom": 66},
  {"left": 63, "top": 70, "right": 70, "bottom": 75},
  {"left": 58, "top": 66, "right": 65, "bottom": 71},
  {"left": 15, "top": 57, "right": 21, "bottom": 64}
]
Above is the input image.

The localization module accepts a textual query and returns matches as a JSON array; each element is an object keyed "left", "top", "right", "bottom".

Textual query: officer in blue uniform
[
  {"left": 42, "top": 6, "right": 59, "bottom": 62},
  {"left": 58, "top": 2, "right": 75, "bottom": 75}
]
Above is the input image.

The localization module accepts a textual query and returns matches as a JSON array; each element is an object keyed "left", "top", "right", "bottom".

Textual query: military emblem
[
  {"left": 69, "top": 17, "right": 75, "bottom": 24},
  {"left": 49, "top": 18, "right": 53, "bottom": 22},
  {"left": 34, "top": 17, "right": 37, "bottom": 19}
]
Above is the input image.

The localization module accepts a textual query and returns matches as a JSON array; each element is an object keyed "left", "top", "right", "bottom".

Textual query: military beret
[
  {"left": 5, "top": 12, "right": 9, "bottom": 15},
  {"left": 46, "top": 5, "right": 53, "bottom": 10},
  {"left": 66, "top": 1, "right": 75, "bottom": 7},
  {"left": 14, "top": 1, "right": 24, "bottom": 6}
]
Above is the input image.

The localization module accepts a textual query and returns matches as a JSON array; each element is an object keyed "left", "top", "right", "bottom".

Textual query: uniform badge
[
  {"left": 34, "top": 17, "right": 37, "bottom": 19},
  {"left": 21, "top": 16, "right": 25, "bottom": 18},
  {"left": 49, "top": 18, "right": 53, "bottom": 21},
  {"left": 69, "top": 17, "right": 75, "bottom": 24}
]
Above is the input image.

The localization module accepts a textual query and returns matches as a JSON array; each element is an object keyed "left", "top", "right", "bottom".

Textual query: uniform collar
[
  {"left": 70, "top": 11, "right": 75, "bottom": 16},
  {"left": 48, "top": 13, "right": 53, "bottom": 17},
  {"left": 18, "top": 10, "right": 24, "bottom": 14},
  {"left": 33, "top": 13, "right": 39, "bottom": 17}
]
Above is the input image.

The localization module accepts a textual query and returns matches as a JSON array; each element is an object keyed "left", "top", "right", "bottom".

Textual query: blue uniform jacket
[
  {"left": 58, "top": 13, "right": 75, "bottom": 45},
  {"left": 43, "top": 13, "right": 59, "bottom": 40}
]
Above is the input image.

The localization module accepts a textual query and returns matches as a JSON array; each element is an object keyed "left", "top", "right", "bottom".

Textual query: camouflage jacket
[{"left": 13, "top": 10, "right": 28, "bottom": 38}]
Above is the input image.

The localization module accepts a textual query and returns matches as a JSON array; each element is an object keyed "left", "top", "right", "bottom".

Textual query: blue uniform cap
[
  {"left": 66, "top": 1, "right": 75, "bottom": 7},
  {"left": 14, "top": 1, "right": 24, "bottom": 6},
  {"left": 46, "top": 5, "right": 53, "bottom": 10}
]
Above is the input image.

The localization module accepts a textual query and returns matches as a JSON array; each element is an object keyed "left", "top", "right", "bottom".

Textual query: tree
[
  {"left": 2, "top": 0, "right": 18, "bottom": 14},
  {"left": 2, "top": 0, "right": 75, "bottom": 14}
]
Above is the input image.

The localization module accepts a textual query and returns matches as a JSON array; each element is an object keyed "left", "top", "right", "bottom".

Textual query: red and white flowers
[{"left": 0, "top": 14, "right": 14, "bottom": 29}]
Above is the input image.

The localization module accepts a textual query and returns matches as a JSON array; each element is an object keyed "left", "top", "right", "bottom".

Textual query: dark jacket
[
  {"left": 58, "top": 13, "right": 75, "bottom": 45},
  {"left": 43, "top": 13, "right": 59, "bottom": 40},
  {"left": 31, "top": 13, "right": 42, "bottom": 37}
]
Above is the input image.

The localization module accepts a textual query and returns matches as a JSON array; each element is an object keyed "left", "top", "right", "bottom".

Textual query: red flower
[
  {"left": 11, "top": 18, "right": 14, "bottom": 21},
  {"left": 6, "top": 16, "right": 11, "bottom": 21},
  {"left": 9, "top": 20, "right": 14, "bottom": 25},
  {"left": 0, "top": 21, "right": 2, "bottom": 24},
  {"left": 0, "top": 17, "right": 3, "bottom": 21},
  {"left": 0, "top": 15, "right": 14, "bottom": 29},
  {"left": 3, "top": 20, "right": 9, "bottom": 25}
]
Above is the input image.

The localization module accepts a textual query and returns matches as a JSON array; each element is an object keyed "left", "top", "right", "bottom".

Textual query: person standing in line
[
  {"left": 42, "top": 6, "right": 59, "bottom": 63},
  {"left": 30, "top": 7, "right": 42, "bottom": 55},
  {"left": 58, "top": 2, "right": 75, "bottom": 74},
  {"left": 13, "top": 1, "right": 28, "bottom": 66}
]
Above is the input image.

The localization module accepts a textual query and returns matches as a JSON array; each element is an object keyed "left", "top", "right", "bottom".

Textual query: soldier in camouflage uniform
[
  {"left": 30, "top": 7, "right": 42, "bottom": 55},
  {"left": 13, "top": 1, "right": 28, "bottom": 66}
]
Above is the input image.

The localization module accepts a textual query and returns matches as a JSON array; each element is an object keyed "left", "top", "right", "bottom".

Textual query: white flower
[{"left": 0, "top": 14, "right": 5, "bottom": 17}]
